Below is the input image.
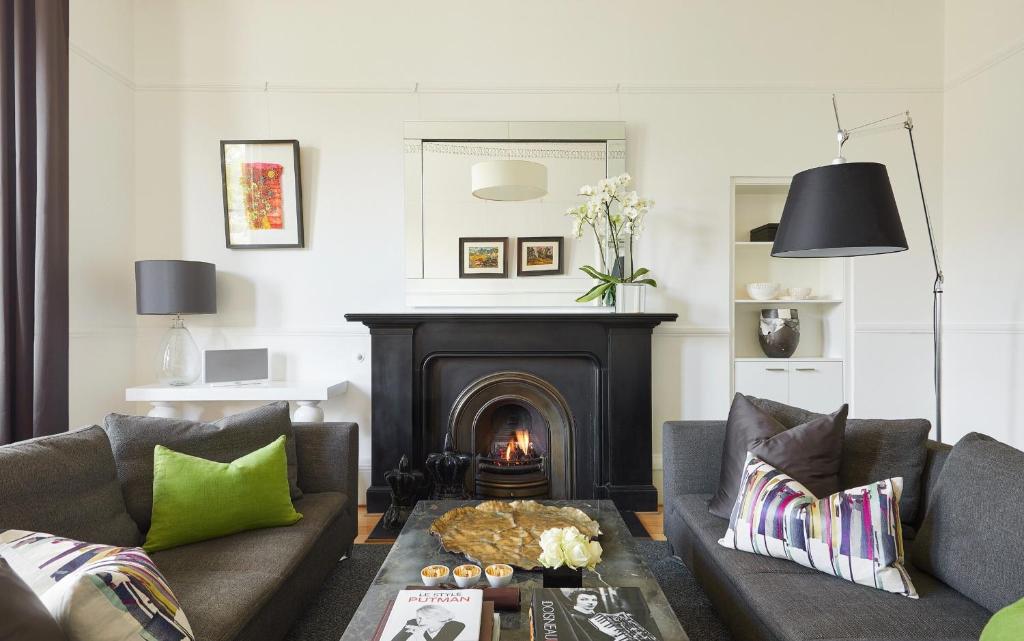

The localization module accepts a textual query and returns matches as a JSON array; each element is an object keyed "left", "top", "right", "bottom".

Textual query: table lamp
[{"left": 135, "top": 260, "right": 217, "bottom": 386}]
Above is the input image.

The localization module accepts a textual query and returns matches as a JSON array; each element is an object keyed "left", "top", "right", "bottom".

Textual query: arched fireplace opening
[{"left": 448, "top": 371, "right": 574, "bottom": 499}]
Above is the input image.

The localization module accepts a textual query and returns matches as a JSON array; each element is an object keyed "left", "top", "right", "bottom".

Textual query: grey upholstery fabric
[
  {"left": 0, "top": 0, "right": 70, "bottom": 445},
  {"left": 666, "top": 491, "right": 989, "bottom": 641},
  {"left": 748, "top": 396, "right": 931, "bottom": 524},
  {"left": 103, "top": 402, "right": 301, "bottom": 532},
  {"left": 293, "top": 421, "right": 359, "bottom": 547},
  {"left": 0, "top": 425, "right": 141, "bottom": 546},
  {"left": 0, "top": 558, "right": 68, "bottom": 641},
  {"left": 709, "top": 394, "right": 846, "bottom": 518},
  {"left": 662, "top": 421, "right": 726, "bottom": 499},
  {"left": 155, "top": 492, "right": 350, "bottom": 641},
  {"left": 912, "top": 432, "right": 1024, "bottom": 613}
]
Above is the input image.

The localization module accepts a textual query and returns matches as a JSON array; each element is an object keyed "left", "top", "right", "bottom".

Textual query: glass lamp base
[{"left": 158, "top": 317, "right": 201, "bottom": 386}]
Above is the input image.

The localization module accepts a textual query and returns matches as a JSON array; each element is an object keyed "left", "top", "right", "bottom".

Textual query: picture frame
[
  {"left": 220, "top": 139, "right": 304, "bottom": 249},
  {"left": 517, "top": 236, "right": 564, "bottom": 276},
  {"left": 459, "top": 237, "right": 508, "bottom": 278}
]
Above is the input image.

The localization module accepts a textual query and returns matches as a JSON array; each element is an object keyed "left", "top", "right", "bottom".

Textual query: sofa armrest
[
  {"left": 662, "top": 421, "right": 726, "bottom": 498},
  {"left": 293, "top": 422, "right": 359, "bottom": 500}
]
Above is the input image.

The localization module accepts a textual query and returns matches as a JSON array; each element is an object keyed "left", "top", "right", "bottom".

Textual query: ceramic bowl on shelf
[
  {"left": 787, "top": 287, "right": 813, "bottom": 300},
  {"left": 745, "top": 282, "right": 779, "bottom": 301}
]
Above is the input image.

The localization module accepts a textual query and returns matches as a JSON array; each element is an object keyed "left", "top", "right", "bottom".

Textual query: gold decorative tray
[{"left": 428, "top": 500, "right": 601, "bottom": 569}]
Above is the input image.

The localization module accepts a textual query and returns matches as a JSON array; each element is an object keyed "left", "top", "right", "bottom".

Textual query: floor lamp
[{"left": 772, "top": 95, "right": 944, "bottom": 442}]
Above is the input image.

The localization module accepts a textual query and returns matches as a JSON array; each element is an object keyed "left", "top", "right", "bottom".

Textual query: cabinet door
[
  {"left": 788, "top": 361, "right": 844, "bottom": 413},
  {"left": 735, "top": 362, "right": 789, "bottom": 403}
]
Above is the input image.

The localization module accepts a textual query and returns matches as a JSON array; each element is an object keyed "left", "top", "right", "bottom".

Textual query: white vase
[{"left": 614, "top": 283, "right": 646, "bottom": 313}]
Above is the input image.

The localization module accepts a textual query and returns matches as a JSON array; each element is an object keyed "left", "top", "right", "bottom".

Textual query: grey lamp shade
[
  {"left": 135, "top": 260, "right": 217, "bottom": 315},
  {"left": 772, "top": 162, "right": 909, "bottom": 258}
]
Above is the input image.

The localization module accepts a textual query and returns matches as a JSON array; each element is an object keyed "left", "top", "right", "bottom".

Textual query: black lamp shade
[
  {"left": 135, "top": 260, "right": 216, "bottom": 315},
  {"left": 772, "top": 162, "right": 908, "bottom": 258}
]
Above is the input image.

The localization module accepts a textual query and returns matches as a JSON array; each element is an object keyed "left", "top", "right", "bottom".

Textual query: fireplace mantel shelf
[{"left": 346, "top": 313, "right": 678, "bottom": 327}]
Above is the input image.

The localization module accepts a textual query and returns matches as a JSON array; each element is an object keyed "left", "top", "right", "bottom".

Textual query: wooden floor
[{"left": 355, "top": 506, "right": 666, "bottom": 544}]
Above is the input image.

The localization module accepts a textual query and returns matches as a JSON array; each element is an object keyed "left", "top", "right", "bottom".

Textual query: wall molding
[
  {"left": 945, "top": 35, "right": 1024, "bottom": 90},
  {"left": 69, "top": 42, "right": 135, "bottom": 90}
]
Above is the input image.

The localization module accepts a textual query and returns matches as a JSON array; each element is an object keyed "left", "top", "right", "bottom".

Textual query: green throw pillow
[
  {"left": 981, "top": 596, "right": 1024, "bottom": 641},
  {"left": 144, "top": 435, "right": 302, "bottom": 552}
]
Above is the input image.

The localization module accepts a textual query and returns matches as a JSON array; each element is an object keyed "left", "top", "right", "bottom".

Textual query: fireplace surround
[{"left": 346, "top": 313, "right": 676, "bottom": 512}]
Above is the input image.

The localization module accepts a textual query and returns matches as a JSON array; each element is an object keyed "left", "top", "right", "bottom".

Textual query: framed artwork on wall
[
  {"left": 459, "top": 237, "right": 508, "bottom": 278},
  {"left": 517, "top": 236, "right": 564, "bottom": 276},
  {"left": 220, "top": 139, "right": 304, "bottom": 249}
]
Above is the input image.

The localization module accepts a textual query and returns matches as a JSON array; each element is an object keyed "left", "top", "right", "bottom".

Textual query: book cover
[
  {"left": 530, "top": 588, "right": 663, "bottom": 641},
  {"left": 378, "top": 589, "right": 482, "bottom": 641}
]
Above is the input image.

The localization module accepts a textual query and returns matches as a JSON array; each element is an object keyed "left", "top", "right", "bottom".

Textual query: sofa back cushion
[
  {"left": 748, "top": 397, "right": 931, "bottom": 524},
  {"left": 912, "top": 433, "right": 1024, "bottom": 612},
  {"left": 103, "top": 401, "right": 302, "bottom": 533},
  {"left": 0, "top": 426, "right": 141, "bottom": 547}
]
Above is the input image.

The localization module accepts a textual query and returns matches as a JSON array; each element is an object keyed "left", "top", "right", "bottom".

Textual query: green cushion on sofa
[
  {"left": 144, "top": 435, "right": 302, "bottom": 552},
  {"left": 981, "top": 596, "right": 1024, "bottom": 641}
]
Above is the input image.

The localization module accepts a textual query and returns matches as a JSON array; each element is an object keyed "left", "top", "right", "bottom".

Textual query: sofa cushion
[
  {"left": 912, "top": 432, "right": 1024, "bottom": 613},
  {"left": 0, "top": 558, "right": 67, "bottom": 641},
  {"left": 709, "top": 394, "right": 846, "bottom": 518},
  {"left": 748, "top": 396, "right": 931, "bottom": 524},
  {"left": 153, "top": 492, "right": 348, "bottom": 641},
  {"left": 670, "top": 494, "right": 988, "bottom": 641},
  {"left": 0, "top": 426, "right": 141, "bottom": 547},
  {"left": 104, "top": 401, "right": 301, "bottom": 532}
]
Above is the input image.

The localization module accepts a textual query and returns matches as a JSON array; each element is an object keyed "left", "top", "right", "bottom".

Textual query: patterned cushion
[
  {"left": 718, "top": 454, "right": 918, "bottom": 598},
  {"left": 0, "top": 530, "right": 194, "bottom": 641}
]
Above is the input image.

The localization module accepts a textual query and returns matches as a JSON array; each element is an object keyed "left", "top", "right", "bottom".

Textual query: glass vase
[{"left": 615, "top": 283, "right": 647, "bottom": 313}]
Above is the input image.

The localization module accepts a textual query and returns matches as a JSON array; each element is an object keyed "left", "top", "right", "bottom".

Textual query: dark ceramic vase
[
  {"left": 758, "top": 308, "right": 800, "bottom": 358},
  {"left": 542, "top": 565, "right": 583, "bottom": 588}
]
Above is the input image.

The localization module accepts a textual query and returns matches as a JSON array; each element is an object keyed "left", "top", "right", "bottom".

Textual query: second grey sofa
[
  {"left": 663, "top": 418, "right": 999, "bottom": 641},
  {"left": 0, "top": 419, "right": 359, "bottom": 641}
]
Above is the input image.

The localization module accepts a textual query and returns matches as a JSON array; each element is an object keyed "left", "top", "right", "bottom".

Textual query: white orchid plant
[
  {"left": 538, "top": 526, "right": 603, "bottom": 571},
  {"left": 565, "top": 173, "right": 657, "bottom": 304}
]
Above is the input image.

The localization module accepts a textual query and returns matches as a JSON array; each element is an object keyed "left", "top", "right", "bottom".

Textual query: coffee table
[{"left": 339, "top": 500, "right": 688, "bottom": 640}]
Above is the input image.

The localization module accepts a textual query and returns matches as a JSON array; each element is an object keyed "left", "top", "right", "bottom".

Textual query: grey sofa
[
  {"left": 0, "top": 420, "right": 359, "bottom": 641},
  {"left": 663, "top": 419, "right": 997, "bottom": 641}
]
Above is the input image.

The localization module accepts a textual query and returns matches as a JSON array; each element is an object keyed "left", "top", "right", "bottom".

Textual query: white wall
[
  {"left": 69, "top": 0, "right": 136, "bottom": 427},
  {"left": 71, "top": 0, "right": 958, "bottom": 503},
  {"left": 942, "top": 1, "right": 1024, "bottom": 448}
]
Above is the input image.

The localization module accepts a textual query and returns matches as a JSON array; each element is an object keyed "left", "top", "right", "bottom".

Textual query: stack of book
[
  {"left": 529, "top": 587, "right": 663, "bottom": 641},
  {"left": 372, "top": 588, "right": 501, "bottom": 641}
]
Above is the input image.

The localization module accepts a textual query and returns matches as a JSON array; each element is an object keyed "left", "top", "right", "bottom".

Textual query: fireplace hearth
[{"left": 346, "top": 313, "right": 677, "bottom": 512}]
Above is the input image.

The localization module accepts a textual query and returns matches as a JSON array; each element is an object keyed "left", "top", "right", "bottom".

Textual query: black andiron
[
  {"left": 425, "top": 433, "right": 472, "bottom": 500},
  {"left": 382, "top": 455, "right": 420, "bottom": 530}
]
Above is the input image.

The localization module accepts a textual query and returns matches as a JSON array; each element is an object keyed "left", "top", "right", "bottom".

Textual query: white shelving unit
[{"left": 729, "top": 177, "right": 853, "bottom": 413}]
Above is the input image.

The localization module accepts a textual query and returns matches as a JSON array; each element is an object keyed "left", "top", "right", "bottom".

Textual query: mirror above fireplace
[{"left": 404, "top": 121, "right": 626, "bottom": 308}]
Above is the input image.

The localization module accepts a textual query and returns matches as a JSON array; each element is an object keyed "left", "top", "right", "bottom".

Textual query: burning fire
[{"left": 503, "top": 429, "right": 532, "bottom": 461}]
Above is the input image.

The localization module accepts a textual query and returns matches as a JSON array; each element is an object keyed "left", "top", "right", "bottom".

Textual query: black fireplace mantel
[{"left": 345, "top": 312, "right": 677, "bottom": 512}]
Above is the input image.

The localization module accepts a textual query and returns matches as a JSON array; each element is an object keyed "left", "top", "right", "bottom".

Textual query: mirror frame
[{"left": 404, "top": 121, "right": 626, "bottom": 308}]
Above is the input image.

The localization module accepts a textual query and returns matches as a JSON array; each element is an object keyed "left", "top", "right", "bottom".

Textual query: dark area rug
[{"left": 285, "top": 541, "right": 733, "bottom": 641}]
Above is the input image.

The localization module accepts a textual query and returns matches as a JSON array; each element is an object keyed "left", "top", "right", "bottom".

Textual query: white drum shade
[{"left": 471, "top": 160, "right": 548, "bottom": 201}]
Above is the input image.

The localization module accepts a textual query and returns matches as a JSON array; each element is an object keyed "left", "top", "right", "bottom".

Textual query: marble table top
[{"left": 339, "top": 499, "right": 688, "bottom": 641}]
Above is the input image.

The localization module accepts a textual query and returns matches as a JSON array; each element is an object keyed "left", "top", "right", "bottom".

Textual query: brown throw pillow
[
  {"left": 708, "top": 394, "right": 847, "bottom": 519},
  {"left": 0, "top": 557, "right": 67, "bottom": 641}
]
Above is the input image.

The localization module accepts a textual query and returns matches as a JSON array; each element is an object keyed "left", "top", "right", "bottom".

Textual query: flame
[{"left": 502, "top": 429, "right": 532, "bottom": 461}]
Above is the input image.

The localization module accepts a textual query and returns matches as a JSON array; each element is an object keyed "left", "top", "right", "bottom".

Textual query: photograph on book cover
[
  {"left": 532, "top": 587, "right": 663, "bottom": 641},
  {"left": 379, "top": 589, "right": 482, "bottom": 641}
]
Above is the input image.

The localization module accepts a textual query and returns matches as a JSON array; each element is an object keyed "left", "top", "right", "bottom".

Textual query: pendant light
[{"left": 471, "top": 160, "right": 548, "bottom": 201}]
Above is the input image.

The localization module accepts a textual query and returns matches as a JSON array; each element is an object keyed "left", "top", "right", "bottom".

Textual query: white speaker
[{"left": 203, "top": 348, "right": 270, "bottom": 386}]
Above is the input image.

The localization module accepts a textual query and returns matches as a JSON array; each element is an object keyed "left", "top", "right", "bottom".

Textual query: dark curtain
[{"left": 0, "top": 0, "right": 69, "bottom": 444}]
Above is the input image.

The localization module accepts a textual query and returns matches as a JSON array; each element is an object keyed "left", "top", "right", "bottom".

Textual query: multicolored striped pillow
[
  {"left": 718, "top": 454, "right": 918, "bottom": 598},
  {"left": 0, "top": 530, "right": 194, "bottom": 641}
]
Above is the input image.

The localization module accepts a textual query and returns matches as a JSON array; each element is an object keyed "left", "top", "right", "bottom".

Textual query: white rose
[
  {"left": 558, "top": 527, "right": 582, "bottom": 545},
  {"left": 587, "top": 541, "right": 603, "bottom": 568},
  {"left": 540, "top": 528, "right": 564, "bottom": 550},
  {"left": 539, "top": 548, "right": 564, "bottom": 569},
  {"left": 563, "top": 539, "right": 593, "bottom": 569}
]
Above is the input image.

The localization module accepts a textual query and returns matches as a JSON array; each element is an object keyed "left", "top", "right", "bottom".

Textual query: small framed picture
[
  {"left": 459, "top": 237, "right": 508, "bottom": 278},
  {"left": 220, "top": 140, "right": 304, "bottom": 249},
  {"left": 517, "top": 236, "right": 564, "bottom": 276}
]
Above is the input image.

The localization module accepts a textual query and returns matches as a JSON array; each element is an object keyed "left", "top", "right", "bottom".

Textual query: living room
[{"left": 2, "top": 1, "right": 1022, "bottom": 640}]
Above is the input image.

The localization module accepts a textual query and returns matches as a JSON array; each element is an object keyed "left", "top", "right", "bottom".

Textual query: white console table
[{"left": 125, "top": 381, "right": 349, "bottom": 423}]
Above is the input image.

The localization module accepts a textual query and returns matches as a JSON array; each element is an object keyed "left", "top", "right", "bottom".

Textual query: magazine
[
  {"left": 530, "top": 587, "right": 663, "bottom": 641},
  {"left": 378, "top": 589, "right": 483, "bottom": 641}
]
